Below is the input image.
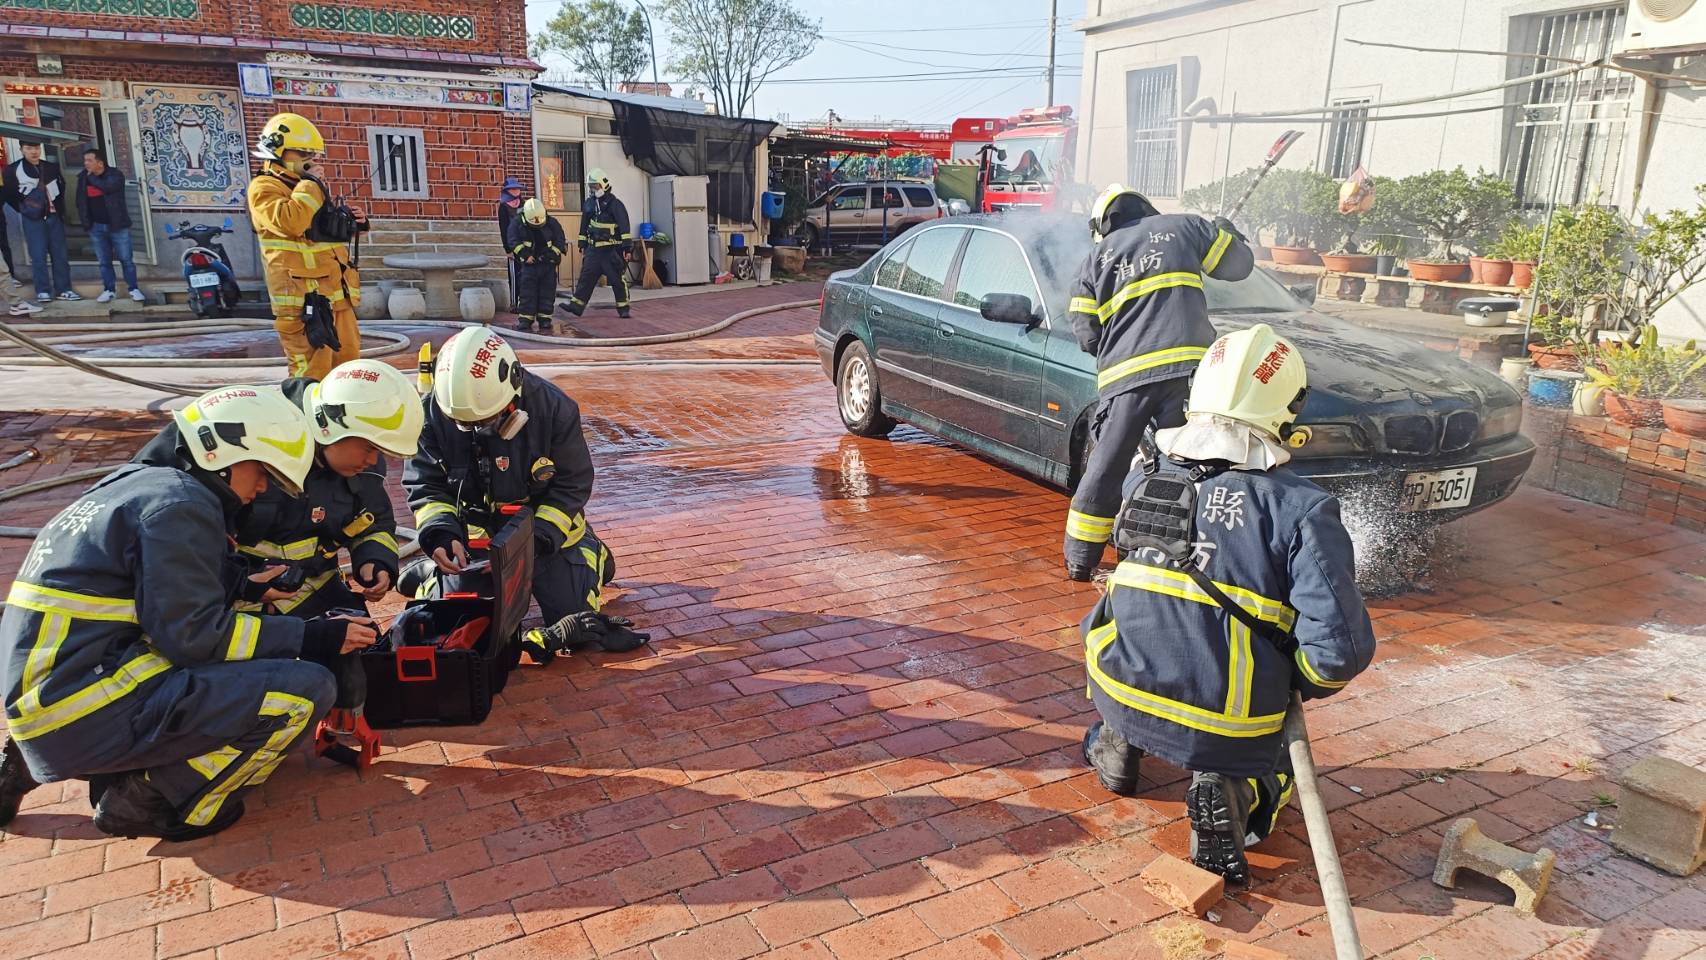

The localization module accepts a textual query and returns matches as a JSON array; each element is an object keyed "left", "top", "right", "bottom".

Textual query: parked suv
[{"left": 800, "top": 180, "right": 944, "bottom": 249}]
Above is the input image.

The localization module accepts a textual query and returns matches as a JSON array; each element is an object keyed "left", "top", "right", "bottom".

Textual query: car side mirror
[
  {"left": 1288, "top": 282, "right": 1317, "bottom": 306},
  {"left": 981, "top": 293, "right": 1037, "bottom": 326}
]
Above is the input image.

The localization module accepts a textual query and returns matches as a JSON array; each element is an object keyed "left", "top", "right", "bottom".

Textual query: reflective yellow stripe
[
  {"left": 594, "top": 240, "right": 624, "bottom": 247},
  {"left": 8, "top": 651, "right": 173, "bottom": 741},
  {"left": 273, "top": 570, "right": 337, "bottom": 614},
  {"left": 272, "top": 294, "right": 307, "bottom": 307},
  {"left": 1086, "top": 622, "right": 1285, "bottom": 737},
  {"left": 20, "top": 614, "right": 68, "bottom": 714},
  {"left": 535, "top": 504, "right": 586, "bottom": 547},
  {"left": 1225, "top": 619, "right": 1254, "bottom": 718},
  {"left": 293, "top": 190, "right": 324, "bottom": 212},
  {"left": 5, "top": 582, "right": 138, "bottom": 622},
  {"left": 238, "top": 536, "right": 321, "bottom": 562},
  {"left": 1097, "top": 346, "right": 1208, "bottom": 390},
  {"left": 1203, "top": 229, "right": 1232, "bottom": 273},
  {"left": 1295, "top": 647, "right": 1350, "bottom": 689},
  {"left": 589, "top": 220, "right": 616, "bottom": 229},
  {"left": 414, "top": 502, "right": 459, "bottom": 526},
  {"left": 355, "top": 531, "right": 400, "bottom": 554},
  {"left": 1065, "top": 510, "right": 1115, "bottom": 543},
  {"left": 225, "top": 614, "right": 261, "bottom": 661},
  {"left": 1091, "top": 271, "right": 1204, "bottom": 325},
  {"left": 1069, "top": 296, "right": 1099, "bottom": 316},
  {"left": 184, "top": 691, "right": 315, "bottom": 827},
  {"left": 1109, "top": 561, "right": 1298, "bottom": 630},
  {"left": 188, "top": 745, "right": 241, "bottom": 780}
]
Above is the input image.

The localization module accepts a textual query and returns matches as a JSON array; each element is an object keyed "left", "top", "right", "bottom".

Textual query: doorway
[{"left": 4, "top": 87, "right": 154, "bottom": 265}]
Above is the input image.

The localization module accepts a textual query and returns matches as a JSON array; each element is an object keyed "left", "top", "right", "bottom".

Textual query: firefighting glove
[
  {"left": 577, "top": 239, "right": 588, "bottom": 253},
  {"left": 417, "top": 526, "right": 464, "bottom": 566},
  {"left": 300, "top": 618, "right": 355, "bottom": 666},
  {"left": 534, "top": 530, "right": 556, "bottom": 558},
  {"left": 1213, "top": 216, "right": 1247, "bottom": 244},
  {"left": 302, "top": 290, "right": 342, "bottom": 351},
  {"left": 531, "top": 611, "right": 652, "bottom": 657}
]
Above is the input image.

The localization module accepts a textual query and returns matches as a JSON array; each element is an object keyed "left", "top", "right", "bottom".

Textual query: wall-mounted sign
[
  {"left": 35, "top": 54, "right": 63, "bottom": 77},
  {"left": 3, "top": 82, "right": 101, "bottom": 98},
  {"left": 504, "top": 83, "right": 531, "bottom": 114},
  {"left": 238, "top": 63, "right": 274, "bottom": 100}
]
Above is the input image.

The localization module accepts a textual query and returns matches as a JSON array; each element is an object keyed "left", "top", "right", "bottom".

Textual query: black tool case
[{"left": 361, "top": 508, "right": 533, "bottom": 727}]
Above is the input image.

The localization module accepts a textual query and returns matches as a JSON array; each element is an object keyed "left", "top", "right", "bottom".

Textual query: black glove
[
  {"left": 538, "top": 611, "right": 651, "bottom": 655},
  {"left": 300, "top": 618, "right": 351, "bottom": 666},
  {"left": 577, "top": 240, "right": 588, "bottom": 253},
  {"left": 302, "top": 290, "right": 342, "bottom": 351},
  {"left": 417, "top": 526, "right": 464, "bottom": 564},
  {"left": 1213, "top": 216, "right": 1247, "bottom": 244},
  {"left": 351, "top": 561, "right": 391, "bottom": 589},
  {"left": 534, "top": 530, "right": 556, "bottom": 558},
  {"left": 594, "top": 613, "right": 651, "bottom": 653}
]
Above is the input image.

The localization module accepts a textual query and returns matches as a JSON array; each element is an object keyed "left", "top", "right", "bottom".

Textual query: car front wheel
[{"left": 837, "top": 341, "right": 896, "bottom": 438}]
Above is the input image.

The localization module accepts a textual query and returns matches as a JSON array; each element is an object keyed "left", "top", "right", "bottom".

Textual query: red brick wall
[
  {"left": 1523, "top": 406, "right": 1706, "bottom": 532},
  {"left": 0, "top": 54, "right": 236, "bottom": 166}
]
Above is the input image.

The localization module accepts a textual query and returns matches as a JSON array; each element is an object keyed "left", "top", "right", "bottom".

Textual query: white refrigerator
[{"left": 649, "top": 174, "right": 711, "bottom": 285}]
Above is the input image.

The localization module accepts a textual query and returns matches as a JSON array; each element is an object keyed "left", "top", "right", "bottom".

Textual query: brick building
[{"left": 0, "top": 0, "right": 538, "bottom": 299}]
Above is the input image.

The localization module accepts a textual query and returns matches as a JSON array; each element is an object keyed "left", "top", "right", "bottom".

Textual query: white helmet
[
  {"left": 586, "top": 167, "right": 610, "bottom": 190},
  {"left": 310, "top": 359, "right": 424, "bottom": 458},
  {"left": 432, "top": 326, "right": 523, "bottom": 422},
  {"left": 1187, "top": 323, "right": 1309, "bottom": 440},
  {"left": 174, "top": 386, "right": 315, "bottom": 496}
]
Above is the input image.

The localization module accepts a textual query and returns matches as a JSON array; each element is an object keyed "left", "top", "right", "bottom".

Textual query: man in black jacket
[
  {"left": 77, "top": 147, "right": 144, "bottom": 304},
  {"left": 507, "top": 197, "right": 567, "bottom": 333},
  {"left": 2, "top": 141, "right": 77, "bottom": 303},
  {"left": 559, "top": 168, "right": 632, "bottom": 320}
]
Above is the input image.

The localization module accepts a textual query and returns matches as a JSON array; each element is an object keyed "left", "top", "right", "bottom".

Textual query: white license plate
[
  {"left": 1400, "top": 467, "right": 1478, "bottom": 512},
  {"left": 189, "top": 272, "right": 220, "bottom": 288}
]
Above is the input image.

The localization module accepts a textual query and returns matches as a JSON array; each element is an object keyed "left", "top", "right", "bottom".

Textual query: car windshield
[{"left": 990, "top": 137, "right": 1065, "bottom": 184}]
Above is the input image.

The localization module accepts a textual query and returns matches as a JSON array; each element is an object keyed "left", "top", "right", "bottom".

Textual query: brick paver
[{"left": 2, "top": 322, "right": 1705, "bottom": 959}]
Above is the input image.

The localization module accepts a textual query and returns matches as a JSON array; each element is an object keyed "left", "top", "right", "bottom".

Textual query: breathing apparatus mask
[{"left": 454, "top": 405, "right": 529, "bottom": 441}]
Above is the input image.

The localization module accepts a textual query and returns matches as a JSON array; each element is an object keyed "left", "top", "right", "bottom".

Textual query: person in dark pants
[
  {"left": 559, "top": 168, "right": 632, "bottom": 320},
  {"left": 507, "top": 197, "right": 566, "bottom": 333},
  {"left": 1062, "top": 184, "right": 1253, "bottom": 581},
  {"left": 498, "top": 176, "right": 524, "bottom": 309},
  {"left": 76, "top": 147, "right": 145, "bottom": 303},
  {"left": 2, "top": 141, "right": 79, "bottom": 303}
]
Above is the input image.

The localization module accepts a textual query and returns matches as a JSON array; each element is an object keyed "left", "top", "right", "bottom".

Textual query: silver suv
[{"left": 800, "top": 180, "right": 944, "bottom": 248}]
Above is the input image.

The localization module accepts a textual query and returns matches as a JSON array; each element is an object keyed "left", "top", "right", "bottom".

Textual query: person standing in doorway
[
  {"left": 497, "top": 176, "right": 524, "bottom": 310},
  {"left": 2, "top": 141, "right": 79, "bottom": 303},
  {"left": 77, "top": 147, "right": 145, "bottom": 304}
]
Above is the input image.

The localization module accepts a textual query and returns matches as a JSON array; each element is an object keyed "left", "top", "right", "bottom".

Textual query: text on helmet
[
  {"left": 202, "top": 388, "right": 259, "bottom": 407},
  {"left": 1252, "top": 342, "right": 1292, "bottom": 384}
]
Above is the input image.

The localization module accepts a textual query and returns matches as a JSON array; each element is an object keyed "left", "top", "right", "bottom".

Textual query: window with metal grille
[
  {"left": 1504, "top": 5, "right": 1636, "bottom": 208},
  {"left": 1126, "top": 65, "right": 1178, "bottom": 197},
  {"left": 1324, "top": 99, "right": 1370, "bottom": 179},
  {"left": 367, "top": 127, "right": 428, "bottom": 199}
]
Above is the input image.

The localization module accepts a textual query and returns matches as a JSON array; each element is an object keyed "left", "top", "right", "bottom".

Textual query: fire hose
[{"left": 1284, "top": 692, "right": 1365, "bottom": 959}]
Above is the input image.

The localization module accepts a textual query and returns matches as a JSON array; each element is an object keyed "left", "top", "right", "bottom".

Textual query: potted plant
[
  {"left": 1184, "top": 169, "right": 1273, "bottom": 258},
  {"left": 1257, "top": 168, "right": 1338, "bottom": 265},
  {"left": 1584, "top": 325, "right": 1706, "bottom": 428},
  {"left": 1527, "top": 310, "right": 1594, "bottom": 371},
  {"left": 1398, "top": 168, "right": 1515, "bottom": 283},
  {"left": 1496, "top": 221, "right": 1544, "bottom": 289}
]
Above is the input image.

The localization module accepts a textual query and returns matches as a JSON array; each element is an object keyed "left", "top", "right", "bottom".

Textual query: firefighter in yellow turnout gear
[
  {"left": 0, "top": 388, "right": 379, "bottom": 840},
  {"left": 249, "top": 112, "right": 367, "bottom": 380}
]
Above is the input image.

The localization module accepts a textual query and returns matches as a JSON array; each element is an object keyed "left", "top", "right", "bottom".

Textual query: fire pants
[
  {"left": 274, "top": 300, "right": 360, "bottom": 380},
  {"left": 1063, "top": 377, "right": 1190, "bottom": 571},
  {"left": 564, "top": 247, "right": 630, "bottom": 318}
]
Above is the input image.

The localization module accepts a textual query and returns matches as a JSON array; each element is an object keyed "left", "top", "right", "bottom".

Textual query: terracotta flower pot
[
  {"left": 1604, "top": 392, "right": 1666, "bottom": 428},
  {"left": 1511, "top": 260, "right": 1536, "bottom": 289},
  {"left": 1250, "top": 244, "right": 1272, "bottom": 261},
  {"left": 1407, "top": 259, "right": 1471, "bottom": 282},
  {"left": 1468, "top": 256, "right": 1489, "bottom": 284},
  {"left": 1482, "top": 258, "right": 1515, "bottom": 287},
  {"left": 1270, "top": 246, "right": 1322, "bottom": 266},
  {"left": 1527, "top": 343, "right": 1582, "bottom": 371},
  {"left": 1319, "top": 253, "right": 1378, "bottom": 274},
  {"left": 1662, "top": 398, "right": 1706, "bottom": 438}
]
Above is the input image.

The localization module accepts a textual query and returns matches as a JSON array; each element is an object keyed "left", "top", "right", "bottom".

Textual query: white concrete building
[{"left": 1074, "top": 0, "right": 1706, "bottom": 339}]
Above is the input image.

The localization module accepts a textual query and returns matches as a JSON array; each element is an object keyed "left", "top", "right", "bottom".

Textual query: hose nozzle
[
  {"left": 417, "top": 342, "right": 434, "bottom": 396},
  {"left": 0, "top": 447, "right": 41, "bottom": 472}
]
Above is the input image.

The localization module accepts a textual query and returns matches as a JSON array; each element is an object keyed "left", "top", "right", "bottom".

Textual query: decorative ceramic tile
[
  {"left": 133, "top": 84, "right": 249, "bottom": 209},
  {"left": 0, "top": 0, "right": 197, "bottom": 15},
  {"left": 289, "top": 4, "right": 471, "bottom": 39}
]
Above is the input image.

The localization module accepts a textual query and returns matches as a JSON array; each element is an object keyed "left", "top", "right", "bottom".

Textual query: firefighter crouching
[
  {"left": 1080, "top": 324, "right": 1375, "bottom": 885},
  {"left": 559, "top": 168, "right": 632, "bottom": 320},
  {"left": 250, "top": 112, "right": 368, "bottom": 380},
  {"left": 1063, "top": 185, "right": 1254, "bottom": 581},
  {"left": 402, "top": 327, "right": 648, "bottom": 660},
  {"left": 508, "top": 197, "right": 567, "bottom": 333},
  {"left": 0, "top": 388, "right": 379, "bottom": 840}
]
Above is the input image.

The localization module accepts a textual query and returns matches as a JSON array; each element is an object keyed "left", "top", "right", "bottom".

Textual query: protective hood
[{"left": 1155, "top": 414, "right": 1292, "bottom": 470}]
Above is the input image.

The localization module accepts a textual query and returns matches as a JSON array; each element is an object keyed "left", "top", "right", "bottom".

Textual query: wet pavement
[{"left": 1, "top": 299, "right": 1705, "bottom": 960}]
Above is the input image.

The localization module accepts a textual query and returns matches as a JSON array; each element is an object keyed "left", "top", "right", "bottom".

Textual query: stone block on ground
[
  {"left": 1138, "top": 853, "right": 1224, "bottom": 917},
  {"left": 460, "top": 286, "right": 496, "bottom": 322},
  {"left": 355, "top": 285, "right": 387, "bottom": 321},
  {"left": 387, "top": 287, "right": 426, "bottom": 322},
  {"left": 1433, "top": 817, "right": 1555, "bottom": 914},
  {"left": 1224, "top": 943, "right": 1290, "bottom": 959},
  {"left": 482, "top": 278, "right": 512, "bottom": 310},
  {"left": 772, "top": 246, "right": 807, "bottom": 274},
  {"left": 1612, "top": 756, "right": 1706, "bottom": 876}
]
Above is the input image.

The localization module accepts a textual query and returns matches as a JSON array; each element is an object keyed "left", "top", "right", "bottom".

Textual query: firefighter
[
  {"left": 508, "top": 197, "right": 568, "bottom": 333},
  {"left": 250, "top": 112, "right": 368, "bottom": 380},
  {"left": 0, "top": 387, "right": 378, "bottom": 840},
  {"left": 1080, "top": 324, "right": 1375, "bottom": 884},
  {"left": 1063, "top": 184, "right": 1254, "bottom": 581},
  {"left": 132, "top": 359, "right": 422, "bottom": 620},
  {"left": 402, "top": 327, "right": 647, "bottom": 660},
  {"left": 559, "top": 168, "right": 632, "bottom": 320}
]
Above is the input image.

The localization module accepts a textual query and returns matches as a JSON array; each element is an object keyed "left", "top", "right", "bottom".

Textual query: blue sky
[{"left": 523, "top": 0, "right": 1086, "bottom": 124}]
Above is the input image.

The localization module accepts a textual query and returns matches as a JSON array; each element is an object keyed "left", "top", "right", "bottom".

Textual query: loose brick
[
  {"left": 1138, "top": 854, "right": 1225, "bottom": 918},
  {"left": 1611, "top": 756, "right": 1706, "bottom": 877},
  {"left": 1434, "top": 817, "right": 1556, "bottom": 914}
]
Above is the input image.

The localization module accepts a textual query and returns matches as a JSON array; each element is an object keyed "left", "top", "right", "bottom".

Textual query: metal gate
[
  {"left": 1127, "top": 65, "right": 1178, "bottom": 197},
  {"left": 1505, "top": 4, "right": 1636, "bottom": 208}
]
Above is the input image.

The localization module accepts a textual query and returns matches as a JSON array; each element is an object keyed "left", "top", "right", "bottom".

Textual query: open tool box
[{"left": 361, "top": 507, "right": 533, "bottom": 727}]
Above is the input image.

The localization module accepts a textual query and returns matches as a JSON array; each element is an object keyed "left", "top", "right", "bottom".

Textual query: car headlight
[
  {"left": 1479, "top": 403, "right": 1523, "bottom": 440},
  {"left": 1295, "top": 423, "right": 1369, "bottom": 457}
]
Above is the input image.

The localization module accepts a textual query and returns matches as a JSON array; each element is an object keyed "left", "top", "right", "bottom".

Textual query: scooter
[{"left": 164, "top": 218, "right": 241, "bottom": 318}]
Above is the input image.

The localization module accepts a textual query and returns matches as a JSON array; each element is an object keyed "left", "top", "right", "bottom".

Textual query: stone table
[{"left": 381, "top": 253, "right": 489, "bottom": 319}]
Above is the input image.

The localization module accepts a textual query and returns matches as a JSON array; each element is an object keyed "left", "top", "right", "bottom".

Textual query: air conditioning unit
[{"left": 1622, "top": 0, "right": 1706, "bottom": 56}]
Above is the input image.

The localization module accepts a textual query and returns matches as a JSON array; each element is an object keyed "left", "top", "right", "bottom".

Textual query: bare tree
[
  {"left": 532, "top": 0, "right": 651, "bottom": 92},
  {"left": 661, "top": 0, "right": 819, "bottom": 117}
]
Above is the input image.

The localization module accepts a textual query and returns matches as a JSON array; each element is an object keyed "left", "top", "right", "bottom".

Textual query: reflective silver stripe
[
  {"left": 183, "top": 691, "right": 315, "bottom": 826},
  {"left": 8, "top": 651, "right": 173, "bottom": 741},
  {"left": 1203, "top": 229, "right": 1233, "bottom": 273},
  {"left": 226, "top": 614, "right": 261, "bottom": 661},
  {"left": 5, "top": 582, "right": 137, "bottom": 622},
  {"left": 1084, "top": 621, "right": 1285, "bottom": 737}
]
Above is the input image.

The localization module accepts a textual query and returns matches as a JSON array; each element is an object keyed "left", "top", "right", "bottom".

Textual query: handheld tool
[
  {"left": 1222, "top": 130, "right": 1305, "bottom": 223},
  {"left": 312, "top": 608, "right": 382, "bottom": 770}
]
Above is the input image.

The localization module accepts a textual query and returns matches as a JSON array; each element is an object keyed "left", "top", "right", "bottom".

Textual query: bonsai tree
[
  {"left": 1396, "top": 167, "right": 1515, "bottom": 261},
  {"left": 1604, "top": 184, "right": 1706, "bottom": 333},
  {"left": 1361, "top": 175, "right": 1416, "bottom": 259},
  {"left": 1258, "top": 167, "right": 1341, "bottom": 248},
  {"left": 1532, "top": 202, "right": 1624, "bottom": 335},
  {"left": 1492, "top": 220, "right": 1543, "bottom": 263}
]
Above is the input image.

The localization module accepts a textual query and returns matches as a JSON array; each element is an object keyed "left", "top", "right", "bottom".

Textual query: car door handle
[
  {"left": 869, "top": 305, "right": 884, "bottom": 317},
  {"left": 938, "top": 323, "right": 955, "bottom": 338}
]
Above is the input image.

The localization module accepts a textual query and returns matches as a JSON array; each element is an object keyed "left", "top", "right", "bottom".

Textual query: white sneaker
[
  {"left": 8, "top": 301, "right": 43, "bottom": 316},
  {"left": 58, "top": 291, "right": 82, "bottom": 302},
  {"left": 129, "top": 289, "right": 146, "bottom": 303},
  {"left": 97, "top": 290, "right": 115, "bottom": 303}
]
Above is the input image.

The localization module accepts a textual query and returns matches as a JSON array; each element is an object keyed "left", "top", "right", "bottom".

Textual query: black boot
[
  {"left": 1187, "top": 771, "right": 1253, "bottom": 885},
  {"left": 515, "top": 315, "right": 534, "bottom": 332},
  {"left": 92, "top": 771, "right": 245, "bottom": 842},
  {"left": 559, "top": 300, "right": 584, "bottom": 317},
  {"left": 1065, "top": 564, "right": 1095, "bottom": 582},
  {"left": 1081, "top": 721, "right": 1142, "bottom": 796},
  {"left": 0, "top": 738, "right": 39, "bottom": 827}
]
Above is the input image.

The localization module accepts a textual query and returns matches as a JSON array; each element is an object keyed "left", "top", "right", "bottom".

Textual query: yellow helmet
[
  {"left": 254, "top": 112, "right": 325, "bottom": 161},
  {"left": 1186, "top": 324, "right": 1309, "bottom": 441},
  {"left": 521, "top": 197, "right": 548, "bottom": 225},
  {"left": 1089, "top": 183, "right": 1160, "bottom": 240}
]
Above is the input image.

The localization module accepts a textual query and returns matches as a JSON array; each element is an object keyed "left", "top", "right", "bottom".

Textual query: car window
[
  {"left": 952, "top": 230, "right": 1041, "bottom": 313},
  {"left": 903, "top": 186, "right": 934, "bottom": 208},
  {"left": 898, "top": 228, "right": 962, "bottom": 301},
  {"left": 831, "top": 189, "right": 867, "bottom": 212},
  {"left": 875, "top": 237, "right": 915, "bottom": 290},
  {"left": 879, "top": 187, "right": 904, "bottom": 209}
]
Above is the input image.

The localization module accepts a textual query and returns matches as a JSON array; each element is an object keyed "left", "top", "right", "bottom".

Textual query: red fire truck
[
  {"left": 800, "top": 118, "right": 1006, "bottom": 160},
  {"left": 978, "top": 105, "right": 1078, "bottom": 213}
]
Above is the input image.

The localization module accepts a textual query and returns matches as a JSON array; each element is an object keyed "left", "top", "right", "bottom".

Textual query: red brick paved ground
[{"left": 2, "top": 330, "right": 1705, "bottom": 958}]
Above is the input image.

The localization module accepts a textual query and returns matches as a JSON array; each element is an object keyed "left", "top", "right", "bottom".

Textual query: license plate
[
  {"left": 189, "top": 272, "right": 220, "bottom": 288},
  {"left": 1400, "top": 467, "right": 1478, "bottom": 512}
]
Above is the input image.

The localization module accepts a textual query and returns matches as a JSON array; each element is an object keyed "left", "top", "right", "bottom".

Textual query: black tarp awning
[
  {"left": 770, "top": 132, "right": 890, "bottom": 157},
  {"left": 608, "top": 100, "right": 775, "bottom": 224}
]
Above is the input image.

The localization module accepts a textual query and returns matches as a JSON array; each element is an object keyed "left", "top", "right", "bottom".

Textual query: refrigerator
[{"left": 649, "top": 174, "right": 711, "bottom": 285}]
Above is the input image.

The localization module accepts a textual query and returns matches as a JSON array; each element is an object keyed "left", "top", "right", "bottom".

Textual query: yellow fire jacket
[{"left": 248, "top": 161, "right": 359, "bottom": 313}]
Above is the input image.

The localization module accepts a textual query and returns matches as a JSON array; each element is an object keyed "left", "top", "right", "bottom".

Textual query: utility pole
[
  {"left": 1045, "top": 0, "right": 1058, "bottom": 106},
  {"left": 635, "top": 0, "right": 660, "bottom": 90}
]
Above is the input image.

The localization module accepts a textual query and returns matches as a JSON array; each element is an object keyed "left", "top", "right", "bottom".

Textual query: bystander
[{"left": 76, "top": 146, "right": 145, "bottom": 304}]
